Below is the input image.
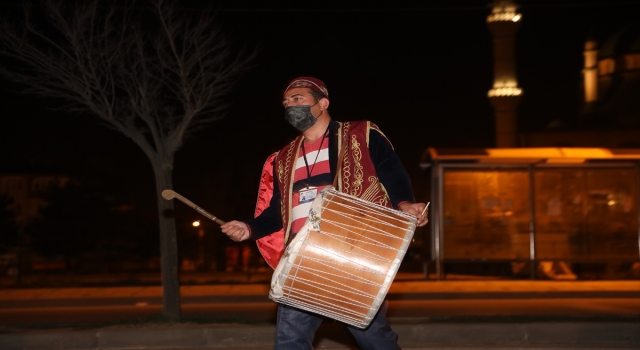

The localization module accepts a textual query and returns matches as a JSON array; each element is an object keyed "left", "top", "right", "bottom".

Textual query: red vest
[{"left": 255, "top": 121, "right": 392, "bottom": 268}]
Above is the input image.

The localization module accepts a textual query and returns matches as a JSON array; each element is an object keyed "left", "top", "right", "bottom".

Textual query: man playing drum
[{"left": 221, "top": 76, "right": 428, "bottom": 350}]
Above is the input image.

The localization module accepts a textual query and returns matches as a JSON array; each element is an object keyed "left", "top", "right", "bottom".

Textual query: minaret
[
  {"left": 487, "top": 0, "right": 523, "bottom": 148},
  {"left": 583, "top": 40, "right": 598, "bottom": 104}
]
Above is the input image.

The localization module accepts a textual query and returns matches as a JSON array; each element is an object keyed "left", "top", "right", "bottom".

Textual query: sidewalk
[
  {"left": 2, "top": 273, "right": 638, "bottom": 301},
  {"left": 0, "top": 276, "right": 639, "bottom": 349},
  {"left": 1, "top": 322, "right": 639, "bottom": 349}
]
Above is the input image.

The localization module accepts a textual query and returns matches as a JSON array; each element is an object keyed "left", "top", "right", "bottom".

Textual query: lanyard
[{"left": 301, "top": 128, "right": 329, "bottom": 182}]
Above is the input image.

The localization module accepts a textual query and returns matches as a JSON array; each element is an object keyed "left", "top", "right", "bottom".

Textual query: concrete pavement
[
  {"left": 0, "top": 275, "right": 639, "bottom": 349},
  {"left": 1, "top": 322, "right": 639, "bottom": 349}
]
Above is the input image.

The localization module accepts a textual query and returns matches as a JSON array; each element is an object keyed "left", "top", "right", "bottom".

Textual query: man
[{"left": 222, "top": 77, "right": 428, "bottom": 350}]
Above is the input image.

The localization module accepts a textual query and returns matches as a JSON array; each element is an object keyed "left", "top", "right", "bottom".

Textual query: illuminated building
[
  {"left": 415, "top": 4, "right": 640, "bottom": 280},
  {"left": 522, "top": 27, "right": 640, "bottom": 147},
  {"left": 487, "top": 0, "right": 523, "bottom": 148},
  {"left": 583, "top": 28, "right": 640, "bottom": 122}
]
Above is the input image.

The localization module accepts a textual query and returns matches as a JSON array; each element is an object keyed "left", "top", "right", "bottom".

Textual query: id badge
[{"left": 299, "top": 187, "right": 318, "bottom": 203}]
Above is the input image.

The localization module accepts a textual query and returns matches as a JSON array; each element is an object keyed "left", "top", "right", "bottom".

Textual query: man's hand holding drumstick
[
  {"left": 220, "top": 221, "right": 250, "bottom": 242},
  {"left": 398, "top": 202, "right": 429, "bottom": 227},
  {"left": 162, "top": 189, "right": 250, "bottom": 242}
]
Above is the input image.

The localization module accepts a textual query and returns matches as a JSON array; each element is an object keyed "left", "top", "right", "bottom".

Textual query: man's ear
[{"left": 320, "top": 97, "right": 330, "bottom": 110}]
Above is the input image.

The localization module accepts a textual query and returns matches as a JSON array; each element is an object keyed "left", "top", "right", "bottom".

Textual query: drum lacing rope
[
  {"left": 282, "top": 278, "right": 373, "bottom": 313},
  {"left": 289, "top": 257, "right": 384, "bottom": 286},
  {"left": 282, "top": 274, "right": 374, "bottom": 305},
  {"left": 277, "top": 189, "right": 415, "bottom": 328},
  {"left": 314, "top": 233, "right": 392, "bottom": 264},
  {"left": 324, "top": 193, "right": 414, "bottom": 221},
  {"left": 327, "top": 200, "right": 413, "bottom": 234},
  {"left": 283, "top": 240, "right": 383, "bottom": 302},
  {"left": 294, "top": 247, "right": 384, "bottom": 276},
  {"left": 282, "top": 299, "right": 365, "bottom": 325},
  {"left": 323, "top": 201, "right": 413, "bottom": 246},
  {"left": 324, "top": 190, "right": 415, "bottom": 221},
  {"left": 318, "top": 227, "right": 396, "bottom": 258},
  {"left": 282, "top": 240, "right": 384, "bottom": 320},
  {"left": 282, "top": 283, "right": 372, "bottom": 314},
  {"left": 322, "top": 214, "right": 402, "bottom": 245},
  {"left": 299, "top": 252, "right": 383, "bottom": 275},
  {"left": 284, "top": 239, "right": 311, "bottom": 300},
  {"left": 282, "top": 297, "right": 367, "bottom": 321}
]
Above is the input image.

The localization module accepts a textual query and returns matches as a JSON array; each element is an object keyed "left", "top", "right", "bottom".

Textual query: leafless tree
[{"left": 0, "top": 0, "right": 255, "bottom": 320}]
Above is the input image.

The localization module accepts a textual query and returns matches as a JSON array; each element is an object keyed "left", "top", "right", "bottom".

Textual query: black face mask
[{"left": 284, "top": 102, "right": 322, "bottom": 132}]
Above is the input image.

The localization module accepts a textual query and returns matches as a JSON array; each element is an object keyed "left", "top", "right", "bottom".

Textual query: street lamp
[{"left": 192, "top": 220, "right": 205, "bottom": 269}]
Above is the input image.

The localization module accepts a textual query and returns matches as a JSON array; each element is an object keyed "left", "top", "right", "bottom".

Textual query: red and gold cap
[{"left": 284, "top": 76, "right": 329, "bottom": 98}]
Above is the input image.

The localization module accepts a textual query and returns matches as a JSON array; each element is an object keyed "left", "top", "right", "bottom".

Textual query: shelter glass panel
[
  {"left": 534, "top": 168, "right": 638, "bottom": 260},
  {"left": 442, "top": 170, "right": 531, "bottom": 260}
]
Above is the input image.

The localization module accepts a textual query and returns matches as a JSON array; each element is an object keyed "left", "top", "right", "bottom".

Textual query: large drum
[{"left": 270, "top": 187, "right": 417, "bottom": 329}]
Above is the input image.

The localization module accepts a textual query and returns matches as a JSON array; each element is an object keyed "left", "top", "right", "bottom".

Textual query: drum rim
[{"left": 270, "top": 187, "right": 418, "bottom": 329}]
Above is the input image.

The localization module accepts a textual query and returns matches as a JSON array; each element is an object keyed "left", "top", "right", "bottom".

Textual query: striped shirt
[{"left": 290, "top": 131, "right": 332, "bottom": 235}]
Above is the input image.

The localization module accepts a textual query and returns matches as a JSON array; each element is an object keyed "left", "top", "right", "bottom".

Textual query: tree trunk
[{"left": 151, "top": 157, "right": 181, "bottom": 321}]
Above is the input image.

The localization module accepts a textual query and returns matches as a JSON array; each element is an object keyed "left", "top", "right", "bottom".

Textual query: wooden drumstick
[
  {"left": 421, "top": 202, "right": 430, "bottom": 216},
  {"left": 161, "top": 189, "right": 226, "bottom": 225}
]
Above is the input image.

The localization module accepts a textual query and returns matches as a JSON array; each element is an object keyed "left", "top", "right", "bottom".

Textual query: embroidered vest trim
[{"left": 276, "top": 120, "right": 392, "bottom": 245}]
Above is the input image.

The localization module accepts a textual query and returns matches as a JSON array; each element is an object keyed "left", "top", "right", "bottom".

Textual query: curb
[{"left": 1, "top": 322, "right": 639, "bottom": 349}]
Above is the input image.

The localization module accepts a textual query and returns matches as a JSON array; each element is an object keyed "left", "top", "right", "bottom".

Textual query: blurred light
[
  {"left": 607, "top": 200, "right": 616, "bottom": 206},
  {"left": 487, "top": 12, "right": 522, "bottom": 23},
  {"left": 486, "top": 148, "right": 611, "bottom": 159},
  {"left": 192, "top": 220, "right": 200, "bottom": 227},
  {"left": 488, "top": 87, "right": 522, "bottom": 97}
]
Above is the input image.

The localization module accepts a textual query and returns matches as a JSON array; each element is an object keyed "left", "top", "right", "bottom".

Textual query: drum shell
[{"left": 270, "top": 188, "right": 416, "bottom": 329}]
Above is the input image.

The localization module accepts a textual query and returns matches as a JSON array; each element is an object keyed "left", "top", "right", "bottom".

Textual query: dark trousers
[{"left": 274, "top": 301, "right": 401, "bottom": 350}]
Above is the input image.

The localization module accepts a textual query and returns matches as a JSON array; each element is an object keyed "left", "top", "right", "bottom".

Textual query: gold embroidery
[
  {"left": 350, "top": 134, "right": 363, "bottom": 197},
  {"left": 280, "top": 195, "right": 286, "bottom": 231},
  {"left": 341, "top": 122, "right": 352, "bottom": 195},
  {"left": 276, "top": 137, "right": 302, "bottom": 246},
  {"left": 277, "top": 161, "right": 284, "bottom": 187},
  {"left": 275, "top": 151, "right": 286, "bottom": 232},
  {"left": 276, "top": 157, "right": 286, "bottom": 242},
  {"left": 360, "top": 176, "right": 379, "bottom": 203},
  {"left": 361, "top": 176, "right": 390, "bottom": 206},
  {"left": 366, "top": 121, "right": 370, "bottom": 147},
  {"left": 283, "top": 138, "right": 301, "bottom": 244},
  {"left": 378, "top": 182, "right": 390, "bottom": 206}
]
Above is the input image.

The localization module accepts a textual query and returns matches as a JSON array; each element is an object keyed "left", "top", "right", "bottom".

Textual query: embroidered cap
[{"left": 284, "top": 77, "right": 329, "bottom": 98}]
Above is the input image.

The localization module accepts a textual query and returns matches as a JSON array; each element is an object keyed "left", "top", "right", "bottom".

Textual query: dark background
[{"left": 1, "top": 0, "right": 639, "bottom": 266}]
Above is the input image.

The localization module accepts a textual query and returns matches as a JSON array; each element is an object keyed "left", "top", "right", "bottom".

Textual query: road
[
  {"left": 1, "top": 281, "right": 639, "bottom": 349},
  {"left": 2, "top": 296, "right": 639, "bottom": 327}
]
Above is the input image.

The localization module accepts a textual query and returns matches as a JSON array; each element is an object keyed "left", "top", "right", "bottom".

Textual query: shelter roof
[{"left": 420, "top": 148, "right": 640, "bottom": 167}]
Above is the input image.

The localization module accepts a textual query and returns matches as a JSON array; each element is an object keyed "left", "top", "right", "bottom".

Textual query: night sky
[{"left": 2, "top": 0, "right": 640, "bottom": 231}]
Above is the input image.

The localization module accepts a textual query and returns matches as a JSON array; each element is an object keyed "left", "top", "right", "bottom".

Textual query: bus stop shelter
[{"left": 420, "top": 148, "right": 640, "bottom": 280}]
